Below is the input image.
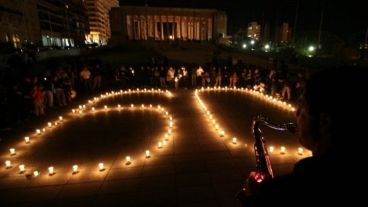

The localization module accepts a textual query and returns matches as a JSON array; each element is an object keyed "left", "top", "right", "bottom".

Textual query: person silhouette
[{"left": 238, "top": 66, "right": 367, "bottom": 206}]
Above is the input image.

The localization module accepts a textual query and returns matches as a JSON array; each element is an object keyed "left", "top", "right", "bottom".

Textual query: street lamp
[{"left": 242, "top": 43, "right": 247, "bottom": 49}]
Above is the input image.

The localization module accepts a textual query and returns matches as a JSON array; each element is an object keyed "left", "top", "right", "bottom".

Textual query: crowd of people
[{"left": 1, "top": 57, "right": 307, "bottom": 127}]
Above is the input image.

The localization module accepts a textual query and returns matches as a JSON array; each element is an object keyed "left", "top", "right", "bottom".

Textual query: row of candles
[
  {"left": 194, "top": 88, "right": 309, "bottom": 157},
  {"left": 198, "top": 86, "right": 296, "bottom": 112},
  {"left": 86, "top": 88, "right": 173, "bottom": 105},
  {"left": 3, "top": 88, "right": 175, "bottom": 177}
]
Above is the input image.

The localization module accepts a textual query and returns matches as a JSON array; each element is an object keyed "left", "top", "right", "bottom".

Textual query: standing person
[{"left": 32, "top": 84, "right": 44, "bottom": 116}]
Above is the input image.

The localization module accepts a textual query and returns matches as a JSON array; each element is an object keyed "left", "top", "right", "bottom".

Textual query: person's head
[{"left": 296, "top": 66, "right": 366, "bottom": 155}]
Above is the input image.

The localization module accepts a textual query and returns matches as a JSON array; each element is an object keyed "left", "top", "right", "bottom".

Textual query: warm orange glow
[
  {"left": 36, "top": 129, "right": 41, "bottom": 134},
  {"left": 48, "top": 122, "right": 52, "bottom": 127},
  {"left": 298, "top": 147, "right": 304, "bottom": 155},
  {"left": 269, "top": 146, "right": 275, "bottom": 153},
  {"left": 24, "top": 137, "right": 30, "bottom": 143},
  {"left": 33, "top": 170, "right": 39, "bottom": 177},
  {"left": 232, "top": 137, "right": 237, "bottom": 144},
  {"left": 59, "top": 116, "right": 63, "bottom": 121}
]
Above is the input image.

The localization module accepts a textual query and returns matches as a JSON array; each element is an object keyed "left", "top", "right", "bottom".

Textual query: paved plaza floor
[{"left": 0, "top": 88, "right": 309, "bottom": 207}]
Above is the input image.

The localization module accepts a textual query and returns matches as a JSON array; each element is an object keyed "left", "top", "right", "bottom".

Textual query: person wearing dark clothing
[{"left": 238, "top": 67, "right": 367, "bottom": 206}]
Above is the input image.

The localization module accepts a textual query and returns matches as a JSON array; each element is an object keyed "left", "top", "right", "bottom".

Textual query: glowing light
[
  {"left": 169, "top": 121, "right": 173, "bottom": 128},
  {"left": 126, "top": 156, "right": 131, "bottom": 164},
  {"left": 72, "top": 165, "right": 79, "bottom": 174},
  {"left": 131, "top": 104, "right": 134, "bottom": 108},
  {"left": 48, "top": 122, "right": 52, "bottom": 127},
  {"left": 36, "top": 129, "right": 41, "bottom": 134},
  {"left": 72, "top": 109, "right": 76, "bottom": 113},
  {"left": 141, "top": 104, "right": 145, "bottom": 108},
  {"left": 145, "top": 150, "right": 150, "bottom": 158},
  {"left": 92, "top": 107, "right": 95, "bottom": 111},
  {"left": 104, "top": 105, "right": 108, "bottom": 109},
  {"left": 79, "top": 105, "right": 82, "bottom": 109},
  {"left": 59, "top": 116, "right": 63, "bottom": 121},
  {"left": 269, "top": 146, "right": 275, "bottom": 153},
  {"left": 168, "top": 129, "right": 172, "bottom": 135},
  {"left": 232, "top": 137, "right": 237, "bottom": 144},
  {"left": 33, "top": 171, "right": 39, "bottom": 177},
  {"left": 163, "top": 140, "right": 167, "bottom": 146},
  {"left": 79, "top": 110, "right": 82, "bottom": 114},
  {"left": 169, "top": 116, "right": 173, "bottom": 121},
  {"left": 19, "top": 164, "right": 25, "bottom": 173},
  {"left": 118, "top": 104, "right": 121, "bottom": 108},
  {"left": 219, "top": 130, "right": 225, "bottom": 137},
  {"left": 298, "top": 147, "right": 304, "bottom": 155},
  {"left": 9, "top": 148, "right": 16, "bottom": 155},
  {"left": 24, "top": 136, "right": 30, "bottom": 144},
  {"left": 164, "top": 134, "right": 169, "bottom": 140},
  {"left": 98, "top": 163, "right": 105, "bottom": 171},
  {"left": 158, "top": 142, "right": 163, "bottom": 148},
  {"left": 149, "top": 104, "right": 152, "bottom": 108},
  {"left": 280, "top": 146, "right": 286, "bottom": 154},
  {"left": 5, "top": 160, "right": 11, "bottom": 168},
  {"left": 48, "top": 166, "right": 55, "bottom": 175}
]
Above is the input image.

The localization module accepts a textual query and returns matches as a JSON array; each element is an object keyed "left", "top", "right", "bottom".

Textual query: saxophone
[{"left": 237, "top": 115, "right": 296, "bottom": 200}]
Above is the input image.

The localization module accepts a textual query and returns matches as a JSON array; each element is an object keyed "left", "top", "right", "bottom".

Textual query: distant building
[
  {"left": 84, "top": 0, "right": 119, "bottom": 45},
  {"left": 277, "top": 22, "right": 292, "bottom": 45},
  {"left": 38, "top": 0, "right": 88, "bottom": 48},
  {"left": 247, "top": 21, "right": 261, "bottom": 41},
  {"left": 0, "top": 0, "right": 40, "bottom": 48},
  {"left": 110, "top": 6, "right": 227, "bottom": 42}
]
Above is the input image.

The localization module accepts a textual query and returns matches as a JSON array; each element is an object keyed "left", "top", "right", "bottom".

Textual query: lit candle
[
  {"left": 131, "top": 104, "right": 134, "bottom": 108},
  {"left": 145, "top": 150, "right": 150, "bottom": 158},
  {"left": 48, "top": 122, "right": 52, "bottom": 127},
  {"left": 298, "top": 147, "right": 304, "bottom": 155},
  {"left": 5, "top": 160, "right": 11, "bottom": 168},
  {"left": 126, "top": 156, "right": 131, "bottom": 164},
  {"left": 104, "top": 105, "right": 108, "bottom": 109},
  {"left": 98, "top": 163, "right": 105, "bottom": 171},
  {"left": 169, "top": 121, "right": 173, "bottom": 128},
  {"left": 215, "top": 124, "right": 219, "bottom": 130},
  {"left": 36, "top": 129, "right": 41, "bottom": 134},
  {"left": 163, "top": 140, "right": 167, "bottom": 146},
  {"left": 117, "top": 104, "right": 121, "bottom": 108},
  {"left": 280, "top": 146, "right": 286, "bottom": 154},
  {"left": 158, "top": 142, "right": 163, "bottom": 148},
  {"left": 219, "top": 130, "right": 225, "bottom": 137},
  {"left": 72, "top": 165, "right": 79, "bottom": 174},
  {"left": 83, "top": 105, "right": 86, "bottom": 109},
  {"left": 149, "top": 104, "right": 152, "bottom": 108},
  {"left": 19, "top": 164, "right": 25, "bottom": 173},
  {"left": 168, "top": 129, "right": 172, "bottom": 135},
  {"left": 48, "top": 166, "right": 55, "bottom": 175},
  {"left": 141, "top": 104, "right": 145, "bottom": 108},
  {"left": 79, "top": 110, "right": 82, "bottom": 114},
  {"left": 232, "top": 137, "right": 237, "bottom": 144},
  {"left": 9, "top": 148, "right": 16, "bottom": 155},
  {"left": 24, "top": 136, "right": 30, "bottom": 143},
  {"left": 54, "top": 121, "right": 58, "bottom": 125},
  {"left": 92, "top": 107, "right": 95, "bottom": 111},
  {"left": 72, "top": 109, "right": 76, "bottom": 113},
  {"left": 169, "top": 116, "right": 173, "bottom": 121},
  {"left": 59, "top": 116, "right": 63, "bottom": 121},
  {"left": 164, "top": 134, "right": 169, "bottom": 140},
  {"left": 79, "top": 105, "right": 82, "bottom": 109},
  {"left": 269, "top": 146, "right": 275, "bottom": 153},
  {"left": 42, "top": 128, "right": 46, "bottom": 132},
  {"left": 33, "top": 170, "right": 39, "bottom": 177}
]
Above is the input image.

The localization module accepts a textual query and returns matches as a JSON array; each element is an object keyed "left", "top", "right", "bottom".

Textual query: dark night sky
[{"left": 120, "top": 0, "right": 367, "bottom": 45}]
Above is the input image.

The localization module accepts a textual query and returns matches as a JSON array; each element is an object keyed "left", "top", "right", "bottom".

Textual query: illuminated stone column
[
  {"left": 153, "top": 15, "right": 156, "bottom": 40},
  {"left": 160, "top": 15, "right": 164, "bottom": 40}
]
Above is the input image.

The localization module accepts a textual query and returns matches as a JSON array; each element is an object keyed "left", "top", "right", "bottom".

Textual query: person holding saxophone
[{"left": 238, "top": 66, "right": 366, "bottom": 206}]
